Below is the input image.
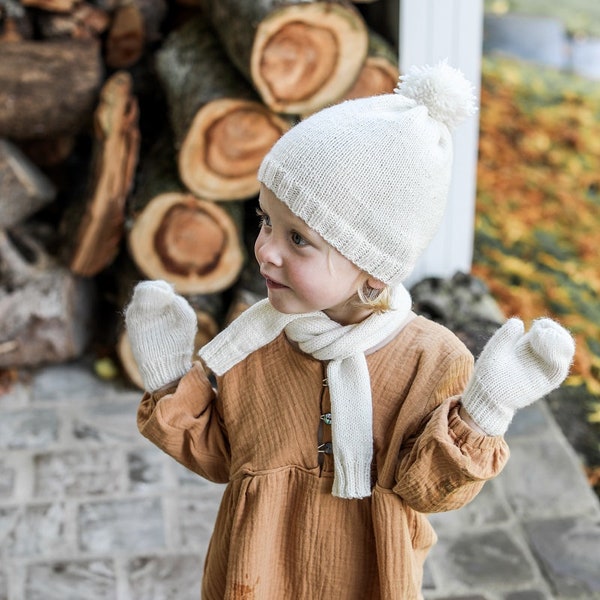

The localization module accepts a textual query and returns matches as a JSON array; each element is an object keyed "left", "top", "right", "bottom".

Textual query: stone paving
[
  {"left": 0, "top": 358, "right": 599, "bottom": 599},
  {"left": 0, "top": 359, "right": 222, "bottom": 600}
]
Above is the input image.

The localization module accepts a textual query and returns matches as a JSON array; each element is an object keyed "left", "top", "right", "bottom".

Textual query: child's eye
[
  {"left": 291, "top": 231, "right": 307, "bottom": 246},
  {"left": 256, "top": 208, "right": 271, "bottom": 228}
]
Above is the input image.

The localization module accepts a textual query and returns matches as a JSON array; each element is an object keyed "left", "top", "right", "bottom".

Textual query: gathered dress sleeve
[
  {"left": 391, "top": 347, "right": 510, "bottom": 514},
  {"left": 394, "top": 399, "right": 510, "bottom": 513},
  {"left": 137, "top": 362, "right": 230, "bottom": 483}
]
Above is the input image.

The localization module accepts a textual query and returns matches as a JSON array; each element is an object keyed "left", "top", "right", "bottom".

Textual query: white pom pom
[{"left": 395, "top": 60, "right": 477, "bottom": 129}]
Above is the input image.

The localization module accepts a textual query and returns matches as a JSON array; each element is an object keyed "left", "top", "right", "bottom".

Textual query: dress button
[{"left": 318, "top": 442, "right": 333, "bottom": 455}]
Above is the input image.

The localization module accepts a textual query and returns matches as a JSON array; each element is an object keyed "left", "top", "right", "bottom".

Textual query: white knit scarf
[{"left": 199, "top": 285, "right": 412, "bottom": 499}]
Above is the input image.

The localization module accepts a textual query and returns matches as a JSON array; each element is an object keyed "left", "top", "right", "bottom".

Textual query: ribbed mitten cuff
[{"left": 461, "top": 380, "right": 515, "bottom": 437}]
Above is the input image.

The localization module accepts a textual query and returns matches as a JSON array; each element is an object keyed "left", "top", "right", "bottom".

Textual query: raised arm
[{"left": 125, "top": 280, "right": 230, "bottom": 482}]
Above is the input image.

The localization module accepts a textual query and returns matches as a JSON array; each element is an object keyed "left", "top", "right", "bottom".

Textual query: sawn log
[
  {"left": 63, "top": 71, "right": 140, "bottom": 277},
  {"left": 155, "top": 16, "right": 292, "bottom": 201},
  {"left": 0, "top": 39, "right": 103, "bottom": 140},
  {"left": 127, "top": 133, "right": 245, "bottom": 295},
  {"left": 205, "top": 0, "right": 369, "bottom": 115}
]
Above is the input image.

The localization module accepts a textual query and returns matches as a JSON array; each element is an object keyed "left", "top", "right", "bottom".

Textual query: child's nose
[{"left": 255, "top": 233, "right": 283, "bottom": 266}]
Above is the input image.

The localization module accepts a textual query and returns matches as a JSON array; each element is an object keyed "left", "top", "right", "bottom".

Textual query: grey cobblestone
[
  {"left": 25, "top": 559, "right": 118, "bottom": 600},
  {"left": 34, "top": 449, "right": 124, "bottom": 498},
  {"left": 78, "top": 498, "right": 165, "bottom": 553},
  {"left": 1, "top": 503, "right": 69, "bottom": 558},
  {"left": 127, "top": 448, "right": 166, "bottom": 492},
  {"left": 127, "top": 554, "right": 204, "bottom": 600},
  {"left": 500, "top": 437, "right": 600, "bottom": 520},
  {"left": 504, "top": 592, "right": 548, "bottom": 600},
  {"left": 0, "top": 568, "right": 6, "bottom": 600},
  {"left": 0, "top": 360, "right": 599, "bottom": 599},
  {"left": 71, "top": 398, "right": 145, "bottom": 445},
  {"left": 437, "top": 528, "right": 538, "bottom": 587},
  {"left": 0, "top": 410, "right": 59, "bottom": 450},
  {"left": 524, "top": 517, "right": 600, "bottom": 597},
  {"left": 0, "top": 463, "right": 15, "bottom": 498}
]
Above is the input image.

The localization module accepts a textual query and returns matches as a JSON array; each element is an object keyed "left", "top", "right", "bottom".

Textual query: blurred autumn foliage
[{"left": 473, "top": 56, "right": 600, "bottom": 489}]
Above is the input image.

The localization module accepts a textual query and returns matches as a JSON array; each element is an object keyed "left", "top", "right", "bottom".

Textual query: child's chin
[{"left": 267, "top": 295, "right": 309, "bottom": 316}]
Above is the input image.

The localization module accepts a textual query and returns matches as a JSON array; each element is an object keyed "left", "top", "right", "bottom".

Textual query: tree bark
[
  {"left": 115, "top": 331, "right": 143, "bottom": 388},
  {"left": 20, "top": 0, "right": 77, "bottom": 11},
  {"left": 187, "top": 291, "right": 223, "bottom": 345},
  {"left": 36, "top": 2, "right": 110, "bottom": 40},
  {"left": 0, "top": 139, "right": 57, "bottom": 227},
  {"left": 0, "top": 39, "right": 103, "bottom": 140},
  {"left": 132, "top": 0, "right": 168, "bottom": 44},
  {"left": 205, "top": 0, "right": 369, "bottom": 115},
  {"left": 223, "top": 259, "right": 266, "bottom": 326},
  {"left": 104, "top": 0, "right": 167, "bottom": 67},
  {"left": 0, "top": 1, "right": 33, "bottom": 41},
  {"left": 220, "top": 200, "right": 267, "bottom": 325},
  {"left": 63, "top": 70, "right": 140, "bottom": 277},
  {"left": 155, "top": 15, "right": 293, "bottom": 201},
  {"left": 105, "top": 4, "right": 143, "bottom": 67},
  {"left": 18, "top": 135, "right": 76, "bottom": 168},
  {"left": 128, "top": 133, "right": 185, "bottom": 212},
  {"left": 0, "top": 227, "right": 95, "bottom": 368},
  {"left": 173, "top": 0, "right": 203, "bottom": 6}
]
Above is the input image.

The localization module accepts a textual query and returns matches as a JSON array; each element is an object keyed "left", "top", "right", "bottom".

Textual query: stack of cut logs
[{"left": 0, "top": 0, "right": 399, "bottom": 388}]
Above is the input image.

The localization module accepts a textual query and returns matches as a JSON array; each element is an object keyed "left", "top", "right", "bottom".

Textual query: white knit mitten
[
  {"left": 461, "top": 318, "right": 575, "bottom": 436},
  {"left": 124, "top": 280, "right": 197, "bottom": 392}
]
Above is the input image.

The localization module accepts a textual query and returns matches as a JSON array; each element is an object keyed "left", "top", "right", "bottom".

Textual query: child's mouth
[{"left": 263, "top": 276, "right": 287, "bottom": 290}]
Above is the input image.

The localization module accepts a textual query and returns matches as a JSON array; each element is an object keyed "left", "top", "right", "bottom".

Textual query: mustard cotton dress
[{"left": 137, "top": 316, "right": 510, "bottom": 599}]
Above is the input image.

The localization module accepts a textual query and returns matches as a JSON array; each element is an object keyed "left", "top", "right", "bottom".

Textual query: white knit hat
[{"left": 257, "top": 61, "right": 477, "bottom": 285}]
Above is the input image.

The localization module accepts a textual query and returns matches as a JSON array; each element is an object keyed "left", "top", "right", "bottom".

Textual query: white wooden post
[{"left": 399, "top": 0, "right": 484, "bottom": 287}]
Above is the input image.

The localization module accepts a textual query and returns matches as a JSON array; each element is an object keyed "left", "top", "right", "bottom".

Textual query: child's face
[{"left": 254, "top": 185, "right": 373, "bottom": 325}]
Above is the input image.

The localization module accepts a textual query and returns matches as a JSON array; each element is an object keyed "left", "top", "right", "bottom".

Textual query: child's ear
[{"left": 366, "top": 276, "right": 386, "bottom": 290}]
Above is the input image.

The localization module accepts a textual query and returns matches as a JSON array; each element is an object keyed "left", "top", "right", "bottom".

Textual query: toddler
[{"left": 125, "top": 62, "right": 575, "bottom": 599}]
